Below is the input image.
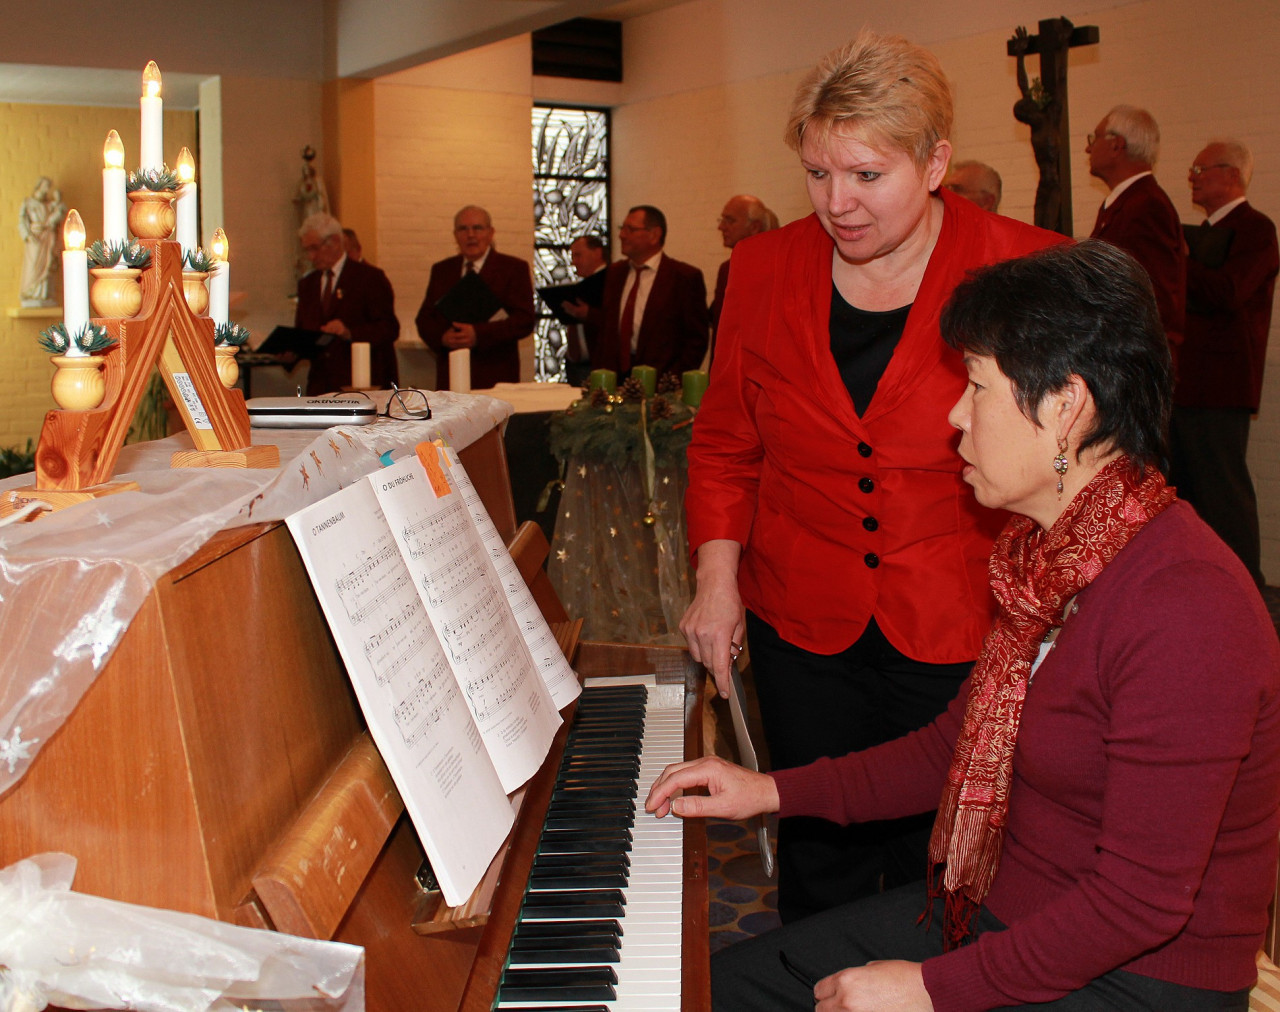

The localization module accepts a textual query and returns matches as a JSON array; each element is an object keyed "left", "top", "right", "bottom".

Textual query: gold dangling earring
[{"left": 1053, "top": 438, "right": 1069, "bottom": 500}]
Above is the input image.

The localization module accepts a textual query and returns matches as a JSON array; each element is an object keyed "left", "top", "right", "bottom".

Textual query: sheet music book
[
  {"left": 258, "top": 325, "right": 335, "bottom": 359},
  {"left": 285, "top": 443, "right": 579, "bottom": 905},
  {"left": 434, "top": 271, "right": 505, "bottom": 324},
  {"left": 538, "top": 270, "right": 607, "bottom": 326},
  {"left": 1183, "top": 222, "right": 1235, "bottom": 269}
]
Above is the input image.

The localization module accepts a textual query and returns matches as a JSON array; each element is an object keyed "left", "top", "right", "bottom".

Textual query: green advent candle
[
  {"left": 587, "top": 368, "right": 617, "bottom": 393},
  {"left": 631, "top": 365, "right": 657, "bottom": 398},
  {"left": 682, "top": 369, "right": 709, "bottom": 407}
]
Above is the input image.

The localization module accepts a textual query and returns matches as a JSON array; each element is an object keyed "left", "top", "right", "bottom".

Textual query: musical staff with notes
[
  {"left": 374, "top": 450, "right": 560, "bottom": 796},
  {"left": 286, "top": 477, "right": 515, "bottom": 907}
]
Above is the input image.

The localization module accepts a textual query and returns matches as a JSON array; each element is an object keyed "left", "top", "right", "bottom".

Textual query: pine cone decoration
[
  {"left": 619, "top": 376, "right": 647, "bottom": 402},
  {"left": 649, "top": 395, "right": 674, "bottom": 420},
  {"left": 657, "top": 372, "right": 681, "bottom": 395},
  {"left": 589, "top": 385, "right": 611, "bottom": 407}
]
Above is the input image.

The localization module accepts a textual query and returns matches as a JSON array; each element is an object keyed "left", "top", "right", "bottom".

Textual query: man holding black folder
[
  {"left": 1172, "top": 139, "right": 1279, "bottom": 584},
  {"left": 295, "top": 212, "right": 400, "bottom": 395},
  {"left": 415, "top": 206, "right": 535, "bottom": 390}
]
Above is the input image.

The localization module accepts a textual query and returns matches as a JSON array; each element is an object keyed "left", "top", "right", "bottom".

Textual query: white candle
[
  {"left": 140, "top": 61, "right": 163, "bottom": 171},
  {"left": 351, "top": 343, "right": 371, "bottom": 389},
  {"left": 62, "top": 210, "right": 90, "bottom": 352},
  {"left": 449, "top": 348, "right": 471, "bottom": 393},
  {"left": 175, "top": 147, "right": 197, "bottom": 256},
  {"left": 102, "top": 130, "right": 127, "bottom": 250},
  {"left": 209, "top": 228, "right": 230, "bottom": 325}
]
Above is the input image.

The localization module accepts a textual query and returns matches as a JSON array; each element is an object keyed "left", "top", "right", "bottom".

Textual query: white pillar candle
[
  {"left": 140, "top": 62, "right": 163, "bottom": 171},
  {"left": 62, "top": 210, "right": 89, "bottom": 352},
  {"left": 209, "top": 228, "right": 230, "bottom": 325},
  {"left": 102, "top": 130, "right": 127, "bottom": 250},
  {"left": 174, "top": 147, "right": 197, "bottom": 256},
  {"left": 449, "top": 348, "right": 471, "bottom": 393},
  {"left": 351, "top": 342, "right": 371, "bottom": 389}
]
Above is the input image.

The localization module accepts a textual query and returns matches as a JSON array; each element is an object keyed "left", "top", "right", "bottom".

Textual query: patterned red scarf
[{"left": 926, "top": 455, "right": 1176, "bottom": 947}]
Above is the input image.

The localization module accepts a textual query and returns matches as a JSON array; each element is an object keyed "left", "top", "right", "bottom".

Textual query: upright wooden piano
[{"left": 0, "top": 426, "right": 710, "bottom": 1010}]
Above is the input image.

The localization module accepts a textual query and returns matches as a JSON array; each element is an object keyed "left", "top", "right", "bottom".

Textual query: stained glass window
[{"left": 532, "top": 105, "right": 610, "bottom": 382}]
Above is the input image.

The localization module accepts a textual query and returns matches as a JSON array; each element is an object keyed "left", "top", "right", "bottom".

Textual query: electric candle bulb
[
  {"left": 62, "top": 210, "right": 90, "bottom": 345},
  {"left": 175, "top": 147, "right": 198, "bottom": 255},
  {"left": 209, "top": 228, "right": 230, "bottom": 325},
  {"left": 140, "top": 61, "right": 164, "bottom": 171},
  {"left": 102, "top": 130, "right": 128, "bottom": 248}
]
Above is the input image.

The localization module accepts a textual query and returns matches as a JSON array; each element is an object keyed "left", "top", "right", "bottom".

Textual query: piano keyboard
[{"left": 497, "top": 681, "right": 686, "bottom": 1010}]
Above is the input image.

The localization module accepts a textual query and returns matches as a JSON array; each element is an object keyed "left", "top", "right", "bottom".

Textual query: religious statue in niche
[
  {"left": 293, "top": 145, "right": 330, "bottom": 279},
  {"left": 1008, "top": 17, "right": 1098, "bottom": 236},
  {"left": 18, "top": 177, "right": 67, "bottom": 307}
]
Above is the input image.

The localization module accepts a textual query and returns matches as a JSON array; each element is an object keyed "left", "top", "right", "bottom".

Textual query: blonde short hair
[{"left": 785, "top": 30, "right": 953, "bottom": 169}]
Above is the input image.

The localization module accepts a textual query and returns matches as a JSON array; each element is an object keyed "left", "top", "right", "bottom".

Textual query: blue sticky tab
[{"left": 378, "top": 450, "right": 395, "bottom": 467}]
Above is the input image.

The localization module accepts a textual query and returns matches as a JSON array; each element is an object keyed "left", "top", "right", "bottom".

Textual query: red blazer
[
  {"left": 686, "top": 190, "right": 1064, "bottom": 660},
  {"left": 1090, "top": 174, "right": 1187, "bottom": 348},
  {"left": 415, "top": 250, "right": 535, "bottom": 390},
  {"left": 295, "top": 257, "right": 399, "bottom": 395},
  {"left": 591, "top": 254, "right": 708, "bottom": 379},
  {"left": 1177, "top": 201, "right": 1279, "bottom": 411}
]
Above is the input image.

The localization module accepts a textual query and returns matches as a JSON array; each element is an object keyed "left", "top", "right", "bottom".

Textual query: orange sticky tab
[{"left": 415, "top": 440, "right": 453, "bottom": 497}]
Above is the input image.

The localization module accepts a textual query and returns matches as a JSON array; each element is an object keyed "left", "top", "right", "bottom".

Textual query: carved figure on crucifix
[{"left": 1012, "top": 24, "right": 1068, "bottom": 231}]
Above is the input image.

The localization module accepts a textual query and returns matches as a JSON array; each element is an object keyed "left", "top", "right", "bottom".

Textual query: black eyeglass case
[{"left": 247, "top": 396, "right": 378, "bottom": 428}]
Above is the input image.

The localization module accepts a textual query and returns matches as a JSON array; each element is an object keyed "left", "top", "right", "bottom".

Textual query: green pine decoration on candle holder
[
  {"left": 126, "top": 167, "right": 180, "bottom": 192},
  {"left": 214, "top": 322, "right": 251, "bottom": 348},
  {"left": 87, "top": 240, "right": 152, "bottom": 269},
  {"left": 37, "top": 322, "right": 117, "bottom": 355}
]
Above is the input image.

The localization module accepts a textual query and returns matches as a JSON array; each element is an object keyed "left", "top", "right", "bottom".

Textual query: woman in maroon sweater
[{"left": 649, "top": 241, "right": 1280, "bottom": 1011}]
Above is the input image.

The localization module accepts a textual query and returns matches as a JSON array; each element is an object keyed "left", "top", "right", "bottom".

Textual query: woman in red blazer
[{"left": 681, "top": 30, "right": 1062, "bottom": 922}]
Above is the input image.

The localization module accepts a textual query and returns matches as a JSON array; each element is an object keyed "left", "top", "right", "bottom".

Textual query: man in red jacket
[
  {"left": 1172, "top": 139, "right": 1279, "bottom": 585},
  {"left": 1087, "top": 105, "right": 1186, "bottom": 358}
]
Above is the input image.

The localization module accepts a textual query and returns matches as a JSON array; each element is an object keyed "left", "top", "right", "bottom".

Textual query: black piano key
[
  {"left": 507, "top": 943, "right": 621, "bottom": 964},
  {"left": 498, "top": 1007, "right": 612, "bottom": 1012},
  {"left": 513, "top": 918, "right": 623, "bottom": 939},
  {"left": 521, "top": 889, "right": 626, "bottom": 918},
  {"left": 544, "top": 814, "right": 633, "bottom": 833},
  {"left": 529, "top": 870, "right": 629, "bottom": 889},
  {"left": 552, "top": 785, "right": 637, "bottom": 802},
  {"left": 546, "top": 797, "right": 636, "bottom": 813},
  {"left": 534, "top": 851, "right": 630, "bottom": 871},
  {"left": 499, "top": 966, "right": 618, "bottom": 1003},
  {"left": 537, "top": 835, "right": 630, "bottom": 855}
]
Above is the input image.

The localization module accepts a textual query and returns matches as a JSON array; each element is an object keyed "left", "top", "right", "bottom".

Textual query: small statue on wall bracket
[
  {"left": 293, "top": 145, "right": 330, "bottom": 280},
  {"left": 18, "top": 176, "right": 67, "bottom": 307}
]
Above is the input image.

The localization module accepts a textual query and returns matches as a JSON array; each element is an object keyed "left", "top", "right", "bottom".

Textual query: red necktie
[
  {"left": 618, "top": 264, "right": 647, "bottom": 372},
  {"left": 321, "top": 269, "right": 335, "bottom": 314}
]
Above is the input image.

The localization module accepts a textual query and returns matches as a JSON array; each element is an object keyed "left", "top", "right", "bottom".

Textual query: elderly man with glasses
[
  {"left": 1171, "top": 139, "right": 1279, "bottom": 586},
  {"left": 296, "top": 212, "right": 400, "bottom": 395},
  {"left": 589, "top": 204, "right": 709, "bottom": 380},
  {"left": 1086, "top": 105, "right": 1186, "bottom": 360}
]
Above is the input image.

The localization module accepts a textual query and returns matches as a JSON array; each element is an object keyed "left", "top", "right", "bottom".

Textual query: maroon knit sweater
[{"left": 772, "top": 502, "right": 1280, "bottom": 1010}]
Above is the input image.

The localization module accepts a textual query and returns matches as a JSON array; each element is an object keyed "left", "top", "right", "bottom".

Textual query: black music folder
[
  {"left": 538, "top": 270, "right": 607, "bottom": 326},
  {"left": 1184, "top": 223, "right": 1235, "bottom": 269},
  {"left": 258, "top": 325, "right": 335, "bottom": 359},
  {"left": 435, "top": 271, "right": 505, "bottom": 324}
]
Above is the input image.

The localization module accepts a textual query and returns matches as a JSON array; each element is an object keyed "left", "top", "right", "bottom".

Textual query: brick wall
[{"left": 0, "top": 103, "right": 195, "bottom": 449}]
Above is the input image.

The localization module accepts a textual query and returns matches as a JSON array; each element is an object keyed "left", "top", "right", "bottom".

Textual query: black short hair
[
  {"left": 941, "top": 240, "right": 1172, "bottom": 474},
  {"left": 579, "top": 233, "right": 609, "bottom": 256},
  {"left": 631, "top": 205, "right": 667, "bottom": 246}
]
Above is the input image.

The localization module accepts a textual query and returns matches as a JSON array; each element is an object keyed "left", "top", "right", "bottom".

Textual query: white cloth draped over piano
[{"left": 0, "top": 391, "right": 512, "bottom": 798}]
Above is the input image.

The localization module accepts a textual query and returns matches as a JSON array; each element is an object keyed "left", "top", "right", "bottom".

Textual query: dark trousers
[
  {"left": 1169, "top": 406, "right": 1263, "bottom": 585},
  {"left": 712, "top": 882, "right": 1251, "bottom": 1011},
  {"left": 746, "top": 611, "right": 972, "bottom": 923}
]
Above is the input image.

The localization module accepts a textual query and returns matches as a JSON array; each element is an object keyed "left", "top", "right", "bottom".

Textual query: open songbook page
[{"left": 285, "top": 443, "right": 579, "bottom": 906}]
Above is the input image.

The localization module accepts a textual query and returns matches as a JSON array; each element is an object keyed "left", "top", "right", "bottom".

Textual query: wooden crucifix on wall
[{"left": 1008, "top": 17, "right": 1100, "bottom": 236}]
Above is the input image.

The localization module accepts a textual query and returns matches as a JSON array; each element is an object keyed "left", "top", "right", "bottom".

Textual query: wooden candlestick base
[
  {"left": 0, "top": 480, "right": 141, "bottom": 521},
  {"left": 170, "top": 445, "right": 281, "bottom": 470}
]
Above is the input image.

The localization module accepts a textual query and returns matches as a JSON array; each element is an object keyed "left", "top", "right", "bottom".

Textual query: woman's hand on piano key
[{"left": 644, "top": 756, "right": 779, "bottom": 821}]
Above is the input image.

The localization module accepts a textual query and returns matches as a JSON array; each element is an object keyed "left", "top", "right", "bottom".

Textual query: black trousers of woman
[
  {"left": 746, "top": 611, "right": 972, "bottom": 923},
  {"left": 712, "top": 883, "right": 1250, "bottom": 1011}
]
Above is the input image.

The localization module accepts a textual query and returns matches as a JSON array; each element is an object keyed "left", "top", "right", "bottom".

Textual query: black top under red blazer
[
  {"left": 1091, "top": 174, "right": 1187, "bottom": 348},
  {"left": 1178, "top": 201, "right": 1279, "bottom": 411},
  {"left": 591, "top": 254, "right": 709, "bottom": 379},
  {"left": 295, "top": 257, "right": 399, "bottom": 395},
  {"left": 415, "top": 250, "right": 535, "bottom": 390}
]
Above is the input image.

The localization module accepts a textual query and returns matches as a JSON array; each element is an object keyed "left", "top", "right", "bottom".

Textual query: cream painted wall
[{"left": 374, "top": 36, "right": 538, "bottom": 389}]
